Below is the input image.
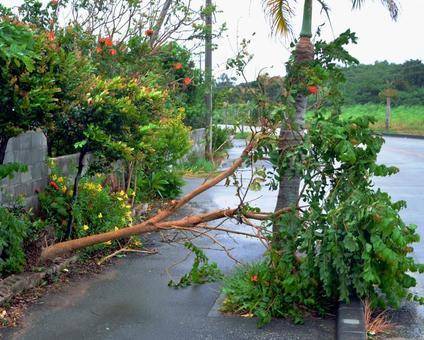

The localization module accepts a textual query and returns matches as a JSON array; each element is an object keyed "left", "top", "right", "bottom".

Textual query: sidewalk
[{"left": 0, "top": 140, "right": 336, "bottom": 340}]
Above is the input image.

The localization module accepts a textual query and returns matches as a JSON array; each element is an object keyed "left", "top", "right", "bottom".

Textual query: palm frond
[
  {"left": 351, "top": 0, "right": 400, "bottom": 20},
  {"left": 262, "top": 0, "right": 296, "bottom": 36},
  {"left": 316, "top": 0, "right": 334, "bottom": 35}
]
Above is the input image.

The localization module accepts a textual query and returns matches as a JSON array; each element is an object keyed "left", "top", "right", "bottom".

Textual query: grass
[
  {"left": 339, "top": 104, "right": 424, "bottom": 135},
  {"left": 234, "top": 130, "right": 252, "bottom": 140},
  {"left": 176, "top": 157, "right": 218, "bottom": 178}
]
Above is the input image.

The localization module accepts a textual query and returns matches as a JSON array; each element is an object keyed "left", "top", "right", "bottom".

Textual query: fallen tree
[{"left": 40, "top": 132, "right": 277, "bottom": 261}]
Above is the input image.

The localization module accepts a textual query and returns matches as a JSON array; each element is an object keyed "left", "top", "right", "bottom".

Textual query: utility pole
[{"left": 205, "top": 0, "right": 213, "bottom": 160}]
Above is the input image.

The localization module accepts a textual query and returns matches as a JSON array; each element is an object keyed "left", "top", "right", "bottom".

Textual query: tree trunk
[
  {"left": 385, "top": 96, "right": 391, "bottom": 130},
  {"left": 65, "top": 150, "right": 87, "bottom": 239},
  {"left": 0, "top": 137, "right": 9, "bottom": 165},
  {"left": 149, "top": 0, "right": 173, "bottom": 47},
  {"left": 273, "top": 0, "right": 314, "bottom": 239},
  {"left": 204, "top": 0, "right": 213, "bottom": 160}
]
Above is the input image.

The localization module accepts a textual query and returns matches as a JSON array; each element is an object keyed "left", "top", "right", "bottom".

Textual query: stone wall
[
  {"left": 0, "top": 131, "right": 48, "bottom": 209},
  {"left": 0, "top": 129, "right": 206, "bottom": 209}
]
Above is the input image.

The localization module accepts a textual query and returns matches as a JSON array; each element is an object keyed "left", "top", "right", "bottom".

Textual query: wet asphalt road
[{"left": 1, "top": 136, "right": 423, "bottom": 340}]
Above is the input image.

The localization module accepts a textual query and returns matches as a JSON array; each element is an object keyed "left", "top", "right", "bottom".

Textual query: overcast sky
[
  {"left": 214, "top": 0, "right": 424, "bottom": 80},
  {"left": 2, "top": 0, "right": 423, "bottom": 81}
]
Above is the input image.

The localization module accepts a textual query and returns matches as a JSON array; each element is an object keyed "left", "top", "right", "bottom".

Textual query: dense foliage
[
  {"left": 222, "top": 31, "right": 424, "bottom": 326},
  {"left": 342, "top": 60, "right": 424, "bottom": 105},
  {"left": 39, "top": 175, "right": 133, "bottom": 243}
]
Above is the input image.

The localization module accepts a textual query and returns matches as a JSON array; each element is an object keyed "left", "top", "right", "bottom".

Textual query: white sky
[
  {"left": 2, "top": 0, "right": 424, "bottom": 81},
  {"left": 214, "top": 0, "right": 424, "bottom": 81}
]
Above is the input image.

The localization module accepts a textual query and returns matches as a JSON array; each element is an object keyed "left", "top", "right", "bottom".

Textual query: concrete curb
[
  {"left": 382, "top": 132, "right": 424, "bottom": 140},
  {"left": 0, "top": 256, "right": 78, "bottom": 307},
  {"left": 337, "top": 297, "right": 366, "bottom": 340}
]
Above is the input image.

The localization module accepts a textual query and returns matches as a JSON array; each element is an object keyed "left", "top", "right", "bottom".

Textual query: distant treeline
[
  {"left": 214, "top": 60, "right": 424, "bottom": 110},
  {"left": 342, "top": 60, "right": 424, "bottom": 106}
]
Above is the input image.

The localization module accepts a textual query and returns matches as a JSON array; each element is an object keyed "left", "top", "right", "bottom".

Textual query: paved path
[{"left": 1, "top": 136, "right": 423, "bottom": 340}]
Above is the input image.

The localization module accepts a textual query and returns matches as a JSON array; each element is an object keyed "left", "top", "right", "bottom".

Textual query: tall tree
[{"left": 263, "top": 0, "right": 400, "bottom": 231}]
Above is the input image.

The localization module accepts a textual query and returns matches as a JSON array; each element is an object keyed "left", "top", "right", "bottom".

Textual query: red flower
[
  {"left": 98, "top": 37, "right": 105, "bottom": 44},
  {"left": 307, "top": 85, "right": 318, "bottom": 95},
  {"left": 145, "top": 29, "right": 154, "bottom": 37},
  {"left": 96, "top": 46, "right": 102, "bottom": 54},
  {"left": 183, "top": 77, "right": 192, "bottom": 86},
  {"left": 250, "top": 275, "right": 258, "bottom": 282},
  {"left": 50, "top": 0, "right": 58, "bottom": 5},
  {"left": 50, "top": 181, "right": 59, "bottom": 191},
  {"left": 174, "top": 62, "right": 183, "bottom": 70},
  {"left": 109, "top": 49, "right": 117, "bottom": 56},
  {"left": 47, "top": 30, "right": 55, "bottom": 42},
  {"left": 104, "top": 37, "right": 113, "bottom": 47}
]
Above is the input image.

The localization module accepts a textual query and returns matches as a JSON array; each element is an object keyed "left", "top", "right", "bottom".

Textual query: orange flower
[
  {"left": 96, "top": 46, "right": 102, "bottom": 54},
  {"left": 47, "top": 30, "right": 55, "bottom": 42},
  {"left": 109, "top": 49, "right": 117, "bottom": 56},
  {"left": 104, "top": 37, "right": 113, "bottom": 47},
  {"left": 50, "top": 181, "right": 59, "bottom": 191},
  {"left": 145, "top": 29, "right": 154, "bottom": 37},
  {"left": 174, "top": 62, "right": 183, "bottom": 70},
  {"left": 183, "top": 77, "right": 192, "bottom": 86},
  {"left": 307, "top": 85, "right": 318, "bottom": 95},
  {"left": 250, "top": 275, "right": 258, "bottom": 282}
]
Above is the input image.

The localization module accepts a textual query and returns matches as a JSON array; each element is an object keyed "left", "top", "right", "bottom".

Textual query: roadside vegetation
[{"left": 0, "top": 0, "right": 423, "bottom": 335}]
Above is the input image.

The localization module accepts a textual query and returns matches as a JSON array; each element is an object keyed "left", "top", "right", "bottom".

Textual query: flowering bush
[{"left": 39, "top": 175, "right": 133, "bottom": 242}]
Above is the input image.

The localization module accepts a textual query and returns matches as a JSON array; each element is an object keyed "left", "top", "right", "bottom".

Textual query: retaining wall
[{"left": 0, "top": 129, "right": 206, "bottom": 209}]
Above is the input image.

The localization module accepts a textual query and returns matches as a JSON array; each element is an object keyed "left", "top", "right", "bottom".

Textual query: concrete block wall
[
  {"left": 188, "top": 128, "right": 206, "bottom": 159},
  {"left": 0, "top": 131, "right": 48, "bottom": 209},
  {"left": 50, "top": 153, "right": 93, "bottom": 180},
  {"left": 0, "top": 129, "right": 206, "bottom": 209}
]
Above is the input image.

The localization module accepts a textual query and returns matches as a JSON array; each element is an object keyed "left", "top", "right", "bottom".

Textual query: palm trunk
[
  {"left": 385, "top": 96, "right": 391, "bottom": 130},
  {"left": 273, "top": 0, "right": 314, "bottom": 238}
]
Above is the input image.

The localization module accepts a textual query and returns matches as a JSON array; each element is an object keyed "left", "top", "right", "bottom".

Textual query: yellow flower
[
  {"left": 117, "top": 197, "right": 123, "bottom": 201},
  {"left": 51, "top": 174, "right": 57, "bottom": 181},
  {"left": 57, "top": 177, "right": 64, "bottom": 183},
  {"left": 61, "top": 186, "right": 67, "bottom": 193},
  {"left": 82, "top": 225, "right": 89, "bottom": 231},
  {"left": 114, "top": 227, "right": 119, "bottom": 231},
  {"left": 98, "top": 213, "right": 103, "bottom": 219},
  {"left": 125, "top": 204, "right": 131, "bottom": 209}
]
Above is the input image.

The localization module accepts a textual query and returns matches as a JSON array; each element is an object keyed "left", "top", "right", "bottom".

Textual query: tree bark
[
  {"left": 385, "top": 96, "right": 391, "bottom": 130},
  {"left": 0, "top": 137, "right": 8, "bottom": 165},
  {"left": 149, "top": 0, "right": 173, "bottom": 47},
  {"left": 204, "top": 0, "right": 213, "bottom": 160},
  {"left": 65, "top": 150, "right": 87, "bottom": 239},
  {"left": 273, "top": 34, "right": 314, "bottom": 237}
]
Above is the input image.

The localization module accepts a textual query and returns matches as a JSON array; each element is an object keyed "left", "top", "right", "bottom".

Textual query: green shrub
[
  {"left": 176, "top": 156, "right": 216, "bottom": 176},
  {"left": 39, "top": 175, "right": 132, "bottom": 242},
  {"left": 0, "top": 207, "right": 29, "bottom": 277},
  {"left": 137, "top": 170, "right": 184, "bottom": 201},
  {"left": 212, "top": 125, "right": 232, "bottom": 151}
]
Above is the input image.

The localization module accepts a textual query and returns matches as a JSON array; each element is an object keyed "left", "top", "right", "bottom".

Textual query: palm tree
[{"left": 262, "top": 0, "right": 400, "bottom": 222}]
